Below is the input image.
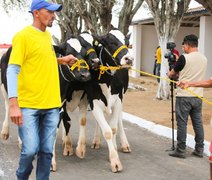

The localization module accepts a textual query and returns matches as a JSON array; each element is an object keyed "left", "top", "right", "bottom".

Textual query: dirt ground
[{"left": 123, "top": 75, "right": 212, "bottom": 142}]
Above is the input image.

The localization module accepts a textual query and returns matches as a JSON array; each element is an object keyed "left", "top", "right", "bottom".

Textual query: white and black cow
[
  {"left": 0, "top": 47, "right": 13, "bottom": 140},
  {"left": 51, "top": 36, "right": 100, "bottom": 171},
  {"left": 58, "top": 32, "right": 101, "bottom": 159},
  {"left": 86, "top": 29, "right": 133, "bottom": 172},
  {"left": 90, "top": 30, "right": 132, "bottom": 153},
  {"left": 59, "top": 29, "right": 133, "bottom": 173}
]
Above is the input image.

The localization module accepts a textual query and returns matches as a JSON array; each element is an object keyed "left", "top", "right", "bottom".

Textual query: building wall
[
  {"left": 199, "top": 16, "right": 212, "bottom": 78},
  {"left": 140, "top": 25, "right": 158, "bottom": 75},
  {"left": 131, "top": 24, "right": 199, "bottom": 77},
  {"left": 132, "top": 25, "right": 142, "bottom": 77}
]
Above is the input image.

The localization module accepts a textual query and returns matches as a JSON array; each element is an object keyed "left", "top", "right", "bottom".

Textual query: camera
[
  {"left": 164, "top": 42, "right": 176, "bottom": 70},
  {"left": 166, "top": 42, "right": 176, "bottom": 51}
]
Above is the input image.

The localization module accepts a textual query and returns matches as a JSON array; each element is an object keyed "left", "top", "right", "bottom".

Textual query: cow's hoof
[
  {"left": 121, "top": 145, "right": 131, "bottom": 153},
  {"left": 1, "top": 132, "right": 9, "bottom": 140},
  {"left": 18, "top": 138, "right": 22, "bottom": 149},
  {"left": 76, "top": 145, "right": 86, "bottom": 158},
  {"left": 110, "top": 159, "right": 123, "bottom": 173},
  {"left": 91, "top": 142, "right": 101, "bottom": 149},
  {"left": 50, "top": 164, "right": 57, "bottom": 172},
  {"left": 63, "top": 147, "right": 74, "bottom": 156},
  {"left": 18, "top": 143, "right": 22, "bottom": 149}
]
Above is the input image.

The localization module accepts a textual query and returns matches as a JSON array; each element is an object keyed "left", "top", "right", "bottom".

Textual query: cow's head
[
  {"left": 78, "top": 32, "right": 100, "bottom": 69},
  {"left": 93, "top": 28, "right": 134, "bottom": 67},
  {"left": 55, "top": 37, "right": 91, "bottom": 82}
]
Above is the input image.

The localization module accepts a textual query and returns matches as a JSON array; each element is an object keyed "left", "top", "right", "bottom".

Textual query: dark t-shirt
[{"left": 173, "top": 55, "right": 186, "bottom": 72}]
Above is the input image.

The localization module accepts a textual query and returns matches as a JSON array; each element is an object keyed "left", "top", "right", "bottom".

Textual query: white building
[{"left": 131, "top": 7, "right": 212, "bottom": 78}]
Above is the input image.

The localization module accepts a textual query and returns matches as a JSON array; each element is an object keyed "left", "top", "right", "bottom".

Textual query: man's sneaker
[
  {"left": 192, "top": 150, "right": 203, "bottom": 158},
  {"left": 169, "top": 150, "right": 186, "bottom": 159}
]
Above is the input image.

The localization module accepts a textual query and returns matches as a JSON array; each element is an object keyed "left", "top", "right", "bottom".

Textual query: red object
[
  {"left": 173, "top": 49, "right": 179, "bottom": 57},
  {"left": 0, "top": 44, "right": 11, "bottom": 49},
  {"left": 209, "top": 156, "right": 212, "bottom": 162}
]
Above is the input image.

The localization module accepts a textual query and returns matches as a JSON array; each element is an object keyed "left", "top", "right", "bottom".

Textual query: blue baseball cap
[{"left": 30, "top": 0, "right": 62, "bottom": 12}]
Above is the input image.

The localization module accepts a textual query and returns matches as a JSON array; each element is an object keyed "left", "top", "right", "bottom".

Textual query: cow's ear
[
  {"left": 54, "top": 43, "right": 66, "bottom": 56},
  {"left": 126, "top": 33, "right": 131, "bottom": 41},
  {"left": 92, "top": 35, "right": 102, "bottom": 46},
  {"left": 53, "top": 45, "right": 60, "bottom": 53},
  {"left": 125, "top": 33, "right": 131, "bottom": 46},
  {"left": 93, "top": 34, "right": 107, "bottom": 46}
]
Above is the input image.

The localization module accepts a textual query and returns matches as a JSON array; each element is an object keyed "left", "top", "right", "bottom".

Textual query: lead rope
[
  {"left": 98, "top": 65, "right": 121, "bottom": 80},
  {"left": 72, "top": 58, "right": 212, "bottom": 105},
  {"left": 129, "top": 67, "right": 212, "bottom": 106}
]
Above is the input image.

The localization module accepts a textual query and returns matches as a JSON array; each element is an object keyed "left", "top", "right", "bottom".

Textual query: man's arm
[
  {"left": 167, "top": 54, "right": 186, "bottom": 79},
  {"left": 7, "top": 64, "right": 23, "bottom": 126},
  {"left": 57, "top": 54, "right": 77, "bottom": 65},
  {"left": 177, "top": 79, "right": 212, "bottom": 89}
]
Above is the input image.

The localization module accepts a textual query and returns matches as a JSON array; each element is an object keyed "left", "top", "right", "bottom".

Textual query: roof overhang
[{"left": 131, "top": 7, "right": 211, "bottom": 27}]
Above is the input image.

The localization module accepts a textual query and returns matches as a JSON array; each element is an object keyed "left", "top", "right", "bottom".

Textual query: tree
[
  {"left": 145, "top": 0, "right": 191, "bottom": 100},
  {"left": 195, "top": 0, "right": 212, "bottom": 13},
  {"left": 75, "top": 0, "right": 144, "bottom": 36},
  {"left": 118, "top": 0, "right": 144, "bottom": 35},
  {"left": 2, "top": 0, "right": 144, "bottom": 42},
  {"left": 73, "top": 0, "right": 115, "bottom": 35}
]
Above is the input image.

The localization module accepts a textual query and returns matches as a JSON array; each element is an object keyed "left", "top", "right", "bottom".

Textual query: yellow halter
[
  {"left": 86, "top": 48, "right": 96, "bottom": 56},
  {"left": 70, "top": 59, "right": 89, "bottom": 71},
  {"left": 112, "top": 45, "right": 128, "bottom": 58}
]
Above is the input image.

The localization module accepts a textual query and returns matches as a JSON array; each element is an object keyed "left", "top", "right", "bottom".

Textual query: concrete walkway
[{"left": 0, "top": 94, "right": 210, "bottom": 180}]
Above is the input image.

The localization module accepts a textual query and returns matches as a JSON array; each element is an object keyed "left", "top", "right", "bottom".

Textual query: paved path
[{"left": 0, "top": 92, "right": 210, "bottom": 180}]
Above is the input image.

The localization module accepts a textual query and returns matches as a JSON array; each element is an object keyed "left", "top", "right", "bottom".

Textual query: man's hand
[
  {"left": 167, "top": 69, "right": 179, "bottom": 79},
  {"left": 9, "top": 98, "right": 23, "bottom": 126},
  {"left": 177, "top": 81, "right": 189, "bottom": 89},
  {"left": 57, "top": 54, "right": 77, "bottom": 66}
]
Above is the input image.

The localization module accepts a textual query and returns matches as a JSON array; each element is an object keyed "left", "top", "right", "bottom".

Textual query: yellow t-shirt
[
  {"left": 9, "top": 25, "right": 61, "bottom": 109},
  {"left": 156, "top": 47, "right": 161, "bottom": 64}
]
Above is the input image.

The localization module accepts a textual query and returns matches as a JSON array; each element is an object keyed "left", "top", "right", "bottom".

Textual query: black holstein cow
[
  {"left": 51, "top": 36, "right": 100, "bottom": 171},
  {"left": 85, "top": 29, "right": 133, "bottom": 172},
  {"left": 80, "top": 31, "right": 132, "bottom": 152}
]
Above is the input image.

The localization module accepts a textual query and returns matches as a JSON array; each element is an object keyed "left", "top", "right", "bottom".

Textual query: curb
[{"left": 122, "top": 112, "right": 210, "bottom": 156}]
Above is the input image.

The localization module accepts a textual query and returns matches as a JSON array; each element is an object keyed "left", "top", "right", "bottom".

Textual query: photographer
[
  {"left": 178, "top": 78, "right": 212, "bottom": 178},
  {"left": 165, "top": 42, "right": 179, "bottom": 71},
  {"left": 167, "top": 34, "right": 207, "bottom": 158}
]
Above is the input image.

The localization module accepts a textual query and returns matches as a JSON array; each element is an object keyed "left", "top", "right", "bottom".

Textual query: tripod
[
  {"left": 169, "top": 80, "right": 175, "bottom": 151},
  {"left": 166, "top": 79, "right": 175, "bottom": 151}
]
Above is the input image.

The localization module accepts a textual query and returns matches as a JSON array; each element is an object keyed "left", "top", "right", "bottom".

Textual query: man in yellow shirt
[
  {"left": 155, "top": 46, "right": 161, "bottom": 82},
  {"left": 7, "top": 0, "right": 77, "bottom": 179}
]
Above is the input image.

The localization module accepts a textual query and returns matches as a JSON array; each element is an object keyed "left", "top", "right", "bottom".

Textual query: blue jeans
[
  {"left": 155, "top": 63, "right": 161, "bottom": 83},
  {"left": 16, "top": 108, "right": 59, "bottom": 180}
]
